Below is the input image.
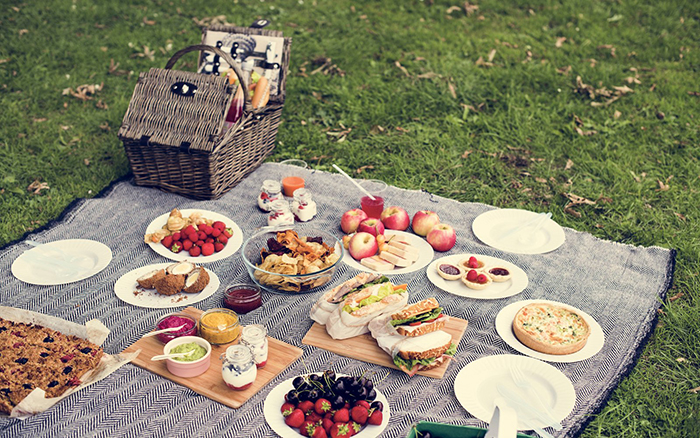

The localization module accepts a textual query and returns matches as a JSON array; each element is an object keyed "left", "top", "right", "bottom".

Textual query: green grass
[{"left": 2, "top": 0, "right": 699, "bottom": 436}]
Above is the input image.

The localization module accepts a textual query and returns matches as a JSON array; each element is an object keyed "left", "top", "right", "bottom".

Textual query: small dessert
[
  {"left": 487, "top": 267, "right": 511, "bottom": 282},
  {"left": 183, "top": 267, "right": 210, "bottom": 293},
  {"left": 437, "top": 263, "right": 463, "bottom": 281},
  {"left": 512, "top": 303, "right": 591, "bottom": 355},
  {"left": 136, "top": 269, "right": 166, "bottom": 289},
  {"left": 154, "top": 274, "right": 186, "bottom": 296},
  {"left": 291, "top": 188, "right": 317, "bottom": 222},
  {"left": 461, "top": 269, "right": 492, "bottom": 290},
  {"left": 458, "top": 256, "right": 486, "bottom": 272}
]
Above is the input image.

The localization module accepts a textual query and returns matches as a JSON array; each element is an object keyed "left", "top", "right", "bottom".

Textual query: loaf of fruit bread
[
  {"left": 0, "top": 317, "right": 104, "bottom": 414},
  {"left": 512, "top": 302, "right": 591, "bottom": 355}
]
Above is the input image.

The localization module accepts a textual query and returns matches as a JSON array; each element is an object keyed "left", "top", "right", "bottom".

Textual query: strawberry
[
  {"left": 161, "top": 236, "right": 173, "bottom": 248},
  {"left": 198, "top": 231, "right": 207, "bottom": 241},
  {"left": 188, "top": 246, "right": 201, "bottom": 257},
  {"left": 367, "top": 409, "right": 382, "bottom": 425},
  {"left": 217, "top": 234, "right": 229, "bottom": 245},
  {"left": 183, "top": 225, "right": 196, "bottom": 235},
  {"left": 196, "top": 240, "right": 205, "bottom": 247},
  {"left": 315, "top": 398, "right": 332, "bottom": 415},
  {"left": 186, "top": 232, "right": 198, "bottom": 243},
  {"left": 321, "top": 417, "right": 334, "bottom": 433},
  {"left": 298, "top": 400, "right": 314, "bottom": 415},
  {"left": 211, "top": 228, "right": 222, "bottom": 238},
  {"left": 284, "top": 408, "right": 305, "bottom": 428},
  {"left": 350, "top": 406, "right": 369, "bottom": 425},
  {"left": 312, "top": 426, "right": 328, "bottom": 438},
  {"left": 305, "top": 411, "right": 322, "bottom": 424},
  {"left": 212, "top": 221, "right": 226, "bottom": 231},
  {"left": 171, "top": 231, "right": 181, "bottom": 242},
  {"left": 182, "top": 239, "right": 193, "bottom": 251},
  {"left": 333, "top": 408, "right": 350, "bottom": 423},
  {"left": 201, "top": 242, "right": 215, "bottom": 256},
  {"left": 170, "top": 242, "right": 182, "bottom": 253},
  {"left": 466, "top": 269, "right": 478, "bottom": 282},
  {"left": 214, "top": 242, "right": 224, "bottom": 252},
  {"left": 205, "top": 237, "right": 215, "bottom": 244},
  {"left": 201, "top": 224, "right": 213, "bottom": 235},
  {"left": 349, "top": 422, "right": 362, "bottom": 435},
  {"left": 223, "top": 228, "right": 233, "bottom": 238},
  {"left": 281, "top": 402, "right": 296, "bottom": 416},
  {"left": 329, "top": 423, "right": 352, "bottom": 438},
  {"left": 354, "top": 400, "right": 370, "bottom": 409},
  {"left": 300, "top": 420, "right": 315, "bottom": 437}
]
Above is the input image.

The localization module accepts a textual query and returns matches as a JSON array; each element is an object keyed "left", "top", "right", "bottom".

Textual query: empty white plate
[{"left": 472, "top": 209, "right": 565, "bottom": 254}]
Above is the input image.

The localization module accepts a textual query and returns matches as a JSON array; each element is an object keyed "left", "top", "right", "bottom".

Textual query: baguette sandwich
[
  {"left": 309, "top": 272, "right": 385, "bottom": 325},
  {"left": 369, "top": 298, "right": 457, "bottom": 376},
  {"left": 324, "top": 280, "right": 408, "bottom": 340}
]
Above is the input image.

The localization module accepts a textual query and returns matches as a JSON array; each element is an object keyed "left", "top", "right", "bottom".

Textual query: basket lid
[{"left": 118, "top": 68, "right": 234, "bottom": 153}]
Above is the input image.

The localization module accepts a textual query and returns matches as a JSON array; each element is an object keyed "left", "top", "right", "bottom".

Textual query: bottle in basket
[
  {"left": 240, "top": 324, "right": 268, "bottom": 368},
  {"left": 258, "top": 180, "right": 283, "bottom": 211}
]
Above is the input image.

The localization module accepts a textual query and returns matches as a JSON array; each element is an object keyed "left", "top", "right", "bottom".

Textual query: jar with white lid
[
  {"left": 291, "top": 188, "right": 317, "bottom": 222},
  {"left": 221, "top": 345, "right": 257, "bottom": 391},
  {"left": 240, "top": 324, "right": 269, "bottom": 368},
  {"left": 258, "top": 180, "right": 283, "bottom": 212},
  {"left": 267, "top": 199, "right": 294, "bottom": 227}
]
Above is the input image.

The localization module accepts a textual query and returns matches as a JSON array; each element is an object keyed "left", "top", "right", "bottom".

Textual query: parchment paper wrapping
[{"left": 0, "top": 306, "right": 139, "bottom": 419}]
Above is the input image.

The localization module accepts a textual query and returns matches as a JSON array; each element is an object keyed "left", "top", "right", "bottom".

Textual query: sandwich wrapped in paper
[
  {"left": 324, "top": 279, "right": 408, "bottom": 340},
  {"left": 309, "top": 272, "right": 385, "bottom": 325},
  {"left": 369, "top": 298, "right": 457, "bottom": 376}
]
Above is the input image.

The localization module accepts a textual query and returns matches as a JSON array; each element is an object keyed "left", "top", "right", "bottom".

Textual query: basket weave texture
[{"left": 119, "top": 28, "right": 291, "bottom": 200}]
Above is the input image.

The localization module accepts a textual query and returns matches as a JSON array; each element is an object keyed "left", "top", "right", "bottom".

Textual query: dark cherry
[
  {"left": 331, "top": 394, "right": 346, "bottom": 409},
  {"left": 286, "top": 390, "right": 300, "bottom": 404},
  {"left": 366, "top": 388, "right": 377, "bottom": 401},
  {"left": 439, "top": 264, "right": 461, "bottom": 276},
  {"left": 292, "top": 376, "right": 306, "bottom": 389},
  {"left": 308, "top": 389, "right": 320, "bottom": 401},
  {"left": 370, "top": 400, "right": 383, "bottom": 412}
]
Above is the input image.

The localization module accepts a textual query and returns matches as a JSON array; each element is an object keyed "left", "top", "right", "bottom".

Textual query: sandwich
[
  {"left": 324, "top": 279, "right": 408, "bottom": 340},
  {"left": 309, "top": 272, "right": 385, "bottom": 325},
  {"left": 369, "top": 298, "right": 457, "bottom": 376}
]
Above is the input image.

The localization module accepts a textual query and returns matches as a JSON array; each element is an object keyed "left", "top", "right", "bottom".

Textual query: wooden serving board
[
  {"left": 122, "top": 306, "right": 303, "bottom": 409},
  {"left": 302, "top": 317, "right": 469, "bottom": 378}
]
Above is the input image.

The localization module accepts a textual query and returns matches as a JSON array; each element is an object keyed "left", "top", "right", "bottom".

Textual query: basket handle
[{"left": 165, "top": 44, "right": 250, "bottom": 103}]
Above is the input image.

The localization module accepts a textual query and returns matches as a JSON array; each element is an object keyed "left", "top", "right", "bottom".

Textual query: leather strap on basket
[{"left": 164, "top": 44, "right": 250, "bottom": 104}]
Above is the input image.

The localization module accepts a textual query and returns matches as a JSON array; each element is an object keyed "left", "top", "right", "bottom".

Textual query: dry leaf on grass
[
  {"left": 565, "top": 159, "right": 574, "bottom": 170},
  {"left": 33, "top": 118, "right": 47, "bottom": 123},
  {"left": 689, "top": 386, "right": 700, "bottom": 394},
  {"left": 19, "top": 29, "right": 28, "bottom": 36},
  {"left": 310, "top": 58, "right": 345, "bottom": 77},
  {"left": 62, "top": 83, "right": 103, "bottom": 101},
  {"left": 355, "top": 165, "right": 374, "bottom": 174},
  {"left": 557, "top": 65, "right": 572, "bottom": 75},
  {"left": 446, "top": 6, "right": 461, "bottom": 14},
  {"left": 448, "top": 82, "right": 456, "bottom": 99},
  {"left": 563, "top": 192, "right": 596, "bottom": 217},
  {"left": 143, "top": 17, "right": 155, "bottom": 25},
  {"left": 488, "top": 49, "right": 497, "bottom": 62},
  {"left": 675, "top": 212, "right": 686, "bottom": 221},
  {"left": 573, "top": 114, "right": 597, "bottom": 136},
  {"left": 464, "top": 2, "right": 479, "bottom": 16},
  {"left": 555, "top": 37, "right": 567, "bottom": 48},
  {"left": 657, "top": 177, "right": 672, "bottom": 191},
  {"left": 669, "top": 292, "right": 684, "bottom": 302},
  {"left": 476, "top": 56, "right": 494, "bottom": 68},
  {"left": 192, "top": 16, "right": 231, "bottom": 27},
  {"left": 394, "top": 61, "right": 410, "bottom": 77},
  {"left": 27, "top": 180, "right": 49, "bottom": 194},
  {"left": 597, "top": 44, "right": 616, "bottom": 57},
  {"left": 576, "top": 76, "right": 634, "bottom": 107}
]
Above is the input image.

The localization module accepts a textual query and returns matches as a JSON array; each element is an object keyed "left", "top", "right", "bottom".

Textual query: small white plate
[
  {"left": 495, "top": 299, "right": 605, "bottom": 363},
  {"left": 342, "top": 230, "right": 434, "bottom": 275},
  {"left": 472, "top": 209, "right": 565, "bottom": 254},
  {"left": 264, "top": 373, "right": 390, "bottom": 438},
  {"left": 114, "top": 263, "right": 220, "bottom": 308},
  {"left": 426, "top": 254, "right": 528, "bottom": 299},
  {"left": 145, "top": 209, "right": 243, "bottom": 263},
  {"left": 454, "top": 354, "right": 576, "bottom": 429},
  {"left": 12, "top": 239, "right": 112, "bottom": 286}
]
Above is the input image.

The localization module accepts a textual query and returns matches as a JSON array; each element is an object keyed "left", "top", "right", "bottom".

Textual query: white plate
[
  {"left": 495, "top": 299, "right": 605, "bottom": 363},
  {"left": 145, "top": 209, "right": 243, "bottom": 263},
  {"left": 11, "top": 239, "right": 112, "bottom": 286},
  {"left": 114, "top": 263, "right": 220, "bottom": 308},
  {"left": 454, "top": 354, "right": 575, "bottom": 429},
  {"left": 264, "top": 373, "right": 390, "bottom": 438},
  {"left": 472, "top": 209, "right": 565, "bottom": 254},
  {"left": 426, "top": 254, "right": 528, "bottom": 299},
  {"left": 342, "top": 230, "right": 434, "bottom": 275}
]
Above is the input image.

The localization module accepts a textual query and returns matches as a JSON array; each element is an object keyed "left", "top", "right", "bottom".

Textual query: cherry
[
  {"left": 466, "top": 270, "right": 478, "bottom": 282},
  {"left": 477, "top": 274, "right": 489, "bottom": 284}
]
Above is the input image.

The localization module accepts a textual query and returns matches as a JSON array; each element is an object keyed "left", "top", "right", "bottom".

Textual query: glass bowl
[
  {"left": 154, "top": 313, "right": 198, "bottom": 344},
  {"left": 241, "top": 227, "right": 343, "bottom": 294},
  {"left": 198, "top": 308, "right": 241, "bottom": 345}
]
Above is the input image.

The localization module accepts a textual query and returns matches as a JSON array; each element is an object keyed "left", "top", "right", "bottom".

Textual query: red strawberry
[
  {"left": 223, "top": 228, "right": 233, "bottom": 238},
  {"left": 312, "top": 426, "right": 328, "bottom": 438},
  {"left": 349, "top": 422, "right": 362, "bottom": 435},
  {"left": 214, "top": 242, "right": 224, "bottom": 252},
  {"left": 329, "top": 423, "right": 352, "bottom": 438},
  {"left": 321, "top": 417, "right": 334, "bottom": 433},
  {"left": 201, "top": 242, "right": 215, "bottom": 256},
  {"left": 298, "top": 400, "right": 314, "bottom": 415},
  {"left": 211, "top": 228, "right": 222, "bottom": 238},
  {"left": 201, "top": 224, "right": 213, "bottom": 235},
  {"left": 300, "top": 420, "right": 315, "bottom": 437},
  {"left": 212, "top": 221, "right": 226, "bottom": 231},
  {"left": 182, "top": 239, "right": 193, "bottom": 251},
  {"left": 284, "top": 408, "right": 305, "bottom": 428},
  {"left": 305, "top": 411, "right": 322, "bottom": 423},
  {"left": 350, "top": 406, "right": 369, "bottom": 425},
  {"left": 315, "top": 398, "right": 332, "bottom": 415},
  {"left": 205, "top": 237, "right": 215, "bottom": 244},
  {"left": 281, "top": 402, "right": 296, "bottom": 416},
  {"left": 197, "top": 231, "right": 207, "bottom": 241},
  {"left": 333, "top": 408, "right": 350, "bottom": 423},
  {"left": 217, "top": 235, "right": 229, "bottom": 245},
  {"left": 171, "top": 231, "right": 181, "bottom": 242},
  {"left": 188, "top": 246, "right": 201, "bottom": 257},
  {"left": 196, "top": 240, "right": 205, "bottom": 247},
  {"left": 170, "top": 242, "right": 182, "bottom": 253},
  {"left": 186, "top": 232, "right": 198, "bottom": 243},
  {"left": 161, "top": 236, "right": 173, "bottom": 248},
  {"left": 183, "top": 225, "right": 196, "bottom": 235},
  {"left": 367, "top": 409, "right": 382, "bottom": 425},
  {"left": 354, "top": 400, "right": 370, "bottom": 409}
]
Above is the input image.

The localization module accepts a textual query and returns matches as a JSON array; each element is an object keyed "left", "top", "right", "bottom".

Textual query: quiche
[{"left": 512, "top": 302, "right": 591, "bottom": 355}]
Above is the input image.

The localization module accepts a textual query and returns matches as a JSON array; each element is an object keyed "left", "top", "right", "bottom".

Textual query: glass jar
[
  {"left": 224, "top": 283, "right": 262, "bottom": 314},
  {"left": 291, "top": 188, "right": 317, "bottom": 222},
  {"left": 240, "top": 324, "right": 269, "bottom": 368},
  {"left": 154, "top": 313, "right": 198, "bottom": 344},
  {"left": 258, "top": 180, "right": 283, "bottom": 212},
  {"left": 221, "top": 344, "right": 257, "bottom": 390},
  {"left": 267, "top": 199, "right": 294, "bottom": 227},
  {"left": 198, "top": 308, "right": 240, "bottom": 345}
]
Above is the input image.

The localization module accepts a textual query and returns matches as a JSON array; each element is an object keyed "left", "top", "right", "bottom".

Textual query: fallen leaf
[
  {"left": 416, "top": 72, "right": 440, "bottom": 79},
  {"left": 94, "top": 23, "right": 105, "bottom": 29},
  {"left": 84, "top": 159, "right": 90, "bottom": 166},
  {"left": 27, "top": 179, "right": 50, "bottom": 194},
  {"left": 688, "top": 91, "right": 700, "bottom": 97},
  {"left": 61, "top": 125, "right": 71, "bottom": 130},
  {"left": 488, "top": 49, "right": 497, "bottom": 62},
  {"left": 448, "top": 82, "right": 457, "bottom": 99},
  {"left": 475, "top": 56, "right": 494, "bottom": 68},
  {"left": 300, "top": 120, "right": 307, "bottom": 126},
  {"left": 657, "top": 180, "right": 670, "bottom": 191},
  {"left": 33, "top": 118, "right": 47, "bottom": 123},
  {"left": 96, "top": 100, "right": 108, "bottom": 110},
  {"left": 395, "top": 126, "right": 410, "bottom": 133},
  {"left": 669, "top": 292, "right": 684, "bottom": 301},
  {"left": 535, "top": 177, "right": 547, "bottom": 183},
  {"left": 355, "top": 165, "right": 374, "bottom": 174},
  {"left": 565, "top": 159, "right": 574, "bottom": 170},
  {"left": 62, "top": 83, "right": 103, "bottom": 101},
  {"left": 557, "top": 65, "right": 572, "bottom": 75},
  {"left": 12, "top": 6, "right": 20, "bottom": 12},
  {"left": 461, "top": 150, "right": 472, "bottom": 158},
  {"left": 564, "top": 207, "right": 581, "bottom": 218},
  {"left": 369, "top": 125, "right": 385, "bottom": 135},
  {"left": 690, "top": 386, "right": 700, "bottom": 394},
  {"left": 522, "top": 50, "right": 532, "bottom": 64},
  {"left": 589, "top": 58, "right": 597, "bottom": 68},
  {"left": 614, "top": 110, "right": 622, "bottom": 119},
  {"left": 555, "top": 37, "right": 567, "bottom": 48},
  {"left": 464, "top": 2, "right": 479, "bottom": 16},
  {"left": 99, "top": 122, "right": 110, "bottom": 131},
  {"left": 597, "top": 44, "right": 616, "bottom": 57},
  {"left": 674, "top": 212, "right": 686, "bottom": 221},
  {"left": 676, "top": 357, "right": 687, "bottom": 362},
  {"left": 625, "top": 76, "right": 642, "bottom": 84},
  {"left": 108, "top": 59, "right": 128, "bottom": 76},
  {"left": 19, "top": 29, "right": 28, "bottom": 36},
  {"left": 446, "top": 6, "right": 461, "bottom": 14},
  {"left": 100, "top": 47, "right": 108, "bottom": 52},
  {"left": 394, "top": 61, "right": 410, "bottom": 77},
  {"left": 143, "top": 17, "right": 156, "bottom": 25},
  {"left": 0, "top": 59, "right": 9, "bottom": 64}
]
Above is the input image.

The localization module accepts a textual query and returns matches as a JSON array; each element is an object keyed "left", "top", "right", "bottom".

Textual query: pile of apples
[{"left": 340, "top": 206, "right": 456, "bottom": 261}]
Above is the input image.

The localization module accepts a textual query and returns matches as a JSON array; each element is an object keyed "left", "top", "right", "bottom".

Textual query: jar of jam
[
  {"left": 224, "top": 283, "right": 262, "bottom": 314},
  {"left": 240, "top": 324, "right": 268, "bottom": 368},
  {"left": 221, "top": 344, "right": 257, "bottom": 390},
  {"left": 258, "top": 180, "right": 283, "bottom": 212},
  {"left": 198, "top": 308, "right": 240, "bottom": 345},
  {"left": 291, "top": 188, "right": 317, "bottom": 222},
  {"left": 154, "top": 313, "right": 198, "bottom": 344},
  {"left": 267, "top": 199, "right": 294, "bottom": 227}
]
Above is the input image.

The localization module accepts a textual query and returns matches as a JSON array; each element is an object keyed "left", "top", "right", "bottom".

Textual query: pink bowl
[{"left": 163, "top": 336, "right": 211, "bottom": 378}]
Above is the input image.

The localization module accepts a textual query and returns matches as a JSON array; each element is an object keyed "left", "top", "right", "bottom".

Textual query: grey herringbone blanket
[{"left": 0, "top": 163, "right": 675, "bottom": 437}]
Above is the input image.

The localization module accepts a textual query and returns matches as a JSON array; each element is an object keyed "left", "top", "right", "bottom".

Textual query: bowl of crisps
[{"left": 241, "top": 227, "right": 343, "bottom": 294}]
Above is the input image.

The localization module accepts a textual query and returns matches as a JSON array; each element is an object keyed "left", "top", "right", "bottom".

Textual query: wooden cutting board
[
  {"left": 122, "top": 306, "right": 303, "bottom": 409},
  {"left": 302, "top": 317, "right": 469, "bottom": 378}
]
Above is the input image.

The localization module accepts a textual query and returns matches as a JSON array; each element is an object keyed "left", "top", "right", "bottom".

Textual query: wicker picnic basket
[{"left": 118, "top": 27, "right": 291, "bottom": 199}]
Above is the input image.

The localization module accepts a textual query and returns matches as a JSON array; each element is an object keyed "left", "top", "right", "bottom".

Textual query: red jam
[
  {"left": 224, "top": 285, "right": 262, "bottom": 314},
  {"left": 439, "top": 264, "right": 460, "bottom": 276},
  {"left": 155, "top": 314, "right": 197, "bottom": 344},
  {"left": 490, "top": 267, "right": 510, "bottom": 276}
]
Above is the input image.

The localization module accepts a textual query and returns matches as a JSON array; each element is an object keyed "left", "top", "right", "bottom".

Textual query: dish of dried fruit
[
  {"left": 114, "top": 262, "right": 220, "bottom": 308},
  {"left": 144, "top": 209, "right": 243, "bottom": 263},
  {"left": 426, "top": 254, "right": 528, "bottom": 299}
]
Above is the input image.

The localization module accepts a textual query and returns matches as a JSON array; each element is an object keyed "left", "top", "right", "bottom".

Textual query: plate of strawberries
[
  {"left": 264, "top": 370, "right": 389, "bottom": 438},
  {"left": 144, "top": 209, "right": 243, "bottom": 263}
]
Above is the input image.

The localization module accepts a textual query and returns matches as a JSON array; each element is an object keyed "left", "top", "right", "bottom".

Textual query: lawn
[{"left": 1, "top": 0, "right": 699, "bottom": 436}]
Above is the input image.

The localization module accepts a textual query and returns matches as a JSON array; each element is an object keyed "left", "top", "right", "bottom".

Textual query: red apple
[
  {"left": 426, "top": 223, "right": 457, "bottom": 252},
  {"left": 348, "top": 232, "right": 378, "bottom": 260},
  {"left": 412, "top": 210, "right": 441, "bottom": 236},
  {"left": 380, "top": 206, "right": 410, "bottom": 231},
  {"left": 340, "top": 209, "right": 369, "bottom": 234},
  {"left": 357, "top": 218, "right": 385, "bottom": 237}
]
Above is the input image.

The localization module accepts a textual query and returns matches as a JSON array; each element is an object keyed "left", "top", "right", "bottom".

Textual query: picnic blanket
[{"left": 0, "top": 163, "right": 675, "bottom": 437}]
